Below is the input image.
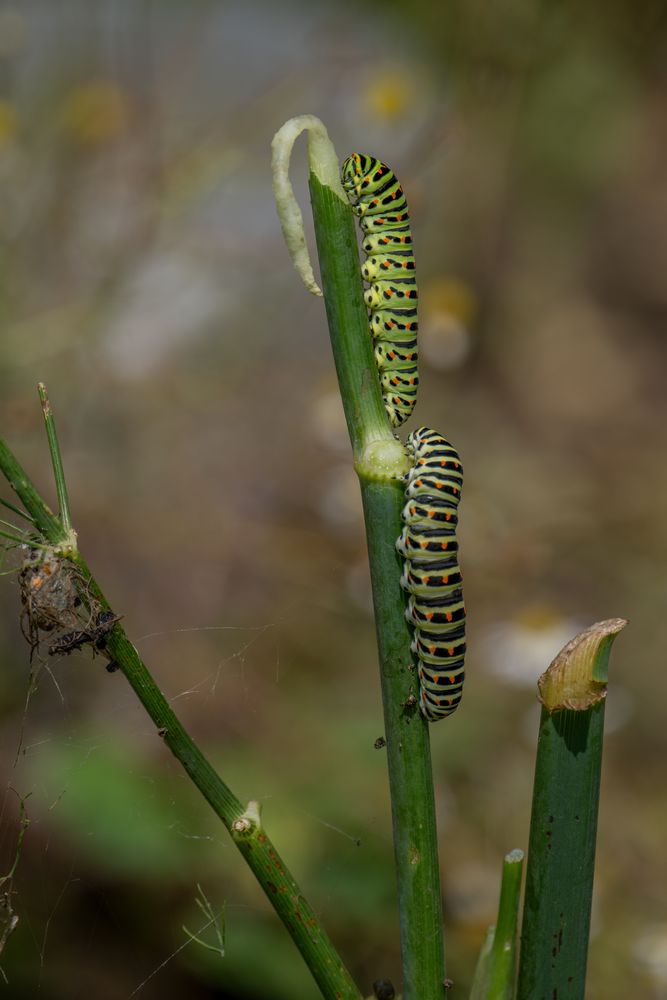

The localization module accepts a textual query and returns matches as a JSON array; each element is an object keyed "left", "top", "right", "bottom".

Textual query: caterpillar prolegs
[
  {"left": 397, "top": 428, "right": 466, "bottom": 721},
  {"left": 341, "top": 153, "right": 418, "bottom": 428}
]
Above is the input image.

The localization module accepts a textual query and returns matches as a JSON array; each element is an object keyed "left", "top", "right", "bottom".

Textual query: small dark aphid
[
  {"left": 374, "top": 736, "right": 386, "bottom": 749},
  {"left": 90, "top": 610, "right": 122, "bottom": 650},
  {"left": 372, "top": 980, "right": 396, "bottom": 1000},
  {"left": 48, "top": 628, "right": 93, "bottom": 657}
]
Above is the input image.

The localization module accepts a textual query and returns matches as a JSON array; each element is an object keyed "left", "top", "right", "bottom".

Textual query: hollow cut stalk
[{"left": 516, "top": 619, "right": 627, "bottom": 1000}]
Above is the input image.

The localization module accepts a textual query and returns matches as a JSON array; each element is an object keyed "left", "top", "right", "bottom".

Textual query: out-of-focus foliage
[{"left": 0, "top": 1, "right": 665, "bottom": 998}]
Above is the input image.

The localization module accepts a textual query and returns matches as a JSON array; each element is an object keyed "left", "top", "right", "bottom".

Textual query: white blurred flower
[
  {"left": 481, "top": 607, "right": 585, "bottom": 688},
  {"left": 101, "top": 249, "right": 231, "bottom": 378},
  {"left": 633, "top": 923, "right": 667, "bottom": 989}
]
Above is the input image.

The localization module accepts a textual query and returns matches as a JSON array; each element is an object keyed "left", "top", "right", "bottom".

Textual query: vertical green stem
[
  {"left": 307, "top": 176, "right": 390, "bottom": 456},
  {"left": 470, "top": 850, "right": 524, "bottom": 1000},
  {"left": 37, "top": 382, "right": 74, "bottom": 539},
  {"left": 518, "top": 707, "right": 604, "bottom": 1000},
  {"left": 487, "top": 849, "right": 524, "bottom": 999},
  {"left": 307, "top": 170, "right": 445, "bottom": 997},
  {"left": 360, "top": 478, "right": 445, "bottom": 996},
  {"left": 517, "top": 619, "right": 626, "bottom": 1000},
  {"left": 470, "top": 928, "right": 495, "bottom": 1000}
]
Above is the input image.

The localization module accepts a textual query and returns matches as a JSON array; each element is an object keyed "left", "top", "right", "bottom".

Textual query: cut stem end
[{"left": 538, "top": 618, "right": 628, "bottom": 712}]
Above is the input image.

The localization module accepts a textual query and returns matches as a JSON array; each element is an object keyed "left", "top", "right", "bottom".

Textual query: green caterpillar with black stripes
[
  {"left": 341, "top": 152, "right": 418, "bottom": 428},
  {"left": 396, "top": 427, "right": 466, "bottom": 721}
]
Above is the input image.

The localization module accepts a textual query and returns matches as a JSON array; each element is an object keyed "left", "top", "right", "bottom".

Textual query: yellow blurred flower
[
  {"left": 0, "top": 99, "right": 18, "bottom": 146},
  {"left": 420, "top": 276, "right": 477, "bottom": 370},
  {"left": 60, "top": 80, "right": 128, "bottom": 144},
  {"left": 422, "top": 276, "right": 477, "bottom": 326},
  {"left": 364, "top": 69, "right": 415, "bottom": 122}
]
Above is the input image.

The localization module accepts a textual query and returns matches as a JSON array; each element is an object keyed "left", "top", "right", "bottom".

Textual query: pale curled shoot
[{"left": 271, "top": 114, "right": 345, "bottom": 297}]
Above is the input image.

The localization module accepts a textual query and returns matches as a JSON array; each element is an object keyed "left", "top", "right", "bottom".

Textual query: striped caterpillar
[
  {"left": 341, "top": 152, "right": 418, "bottom": 428},
  {"left": 396, "top": 428, "right": 465, "bottom": 721}
]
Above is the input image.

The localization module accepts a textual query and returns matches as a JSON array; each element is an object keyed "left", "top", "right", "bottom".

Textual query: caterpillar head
[{"left": 341, "top": 152, "right": 370, "bottom": 198}]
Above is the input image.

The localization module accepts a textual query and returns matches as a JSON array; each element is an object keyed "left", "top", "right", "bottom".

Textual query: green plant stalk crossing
[
  {"left": 0, "top": 432, "right": 362, "bottom": 1000},
  {"left": 309, "top": 172, "right": 446, "bottom": 999}
]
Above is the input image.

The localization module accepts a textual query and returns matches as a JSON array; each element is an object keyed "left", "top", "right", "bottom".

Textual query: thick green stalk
[
  {"left": 308, "top": 167, "right": 445, "bottom": 995},
  {"left": 307, "top": 175, "right": 390, "bottom": 460},
  {"left": 517, "top": 619, "right": 627, "bottom": 1000},
  {"left": 360, "top": 478, "right": 445, "bottom": 995},
  {"left": 0, "top": 433, "right": 362, "bottom": 1000}
]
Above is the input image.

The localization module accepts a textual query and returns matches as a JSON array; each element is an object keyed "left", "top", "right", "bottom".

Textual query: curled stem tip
[
  {"left": 271, "top": 114, "right": 345, "bottom": 298},
  {"left": 538, "top": 617, "right": 628, "bottom": 713}
]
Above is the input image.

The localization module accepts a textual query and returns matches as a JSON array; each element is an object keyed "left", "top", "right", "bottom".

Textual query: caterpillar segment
[
  {"left": 341, "top": 152, "right": 418, "bottom": 428},
  {"left": 396, "top": 427, "right": 466, "bottom": 721}
]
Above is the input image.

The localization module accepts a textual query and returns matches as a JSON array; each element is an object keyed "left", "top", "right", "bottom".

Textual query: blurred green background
[{"left": 0, "top": 1, "right": 666, "bottom": 997}]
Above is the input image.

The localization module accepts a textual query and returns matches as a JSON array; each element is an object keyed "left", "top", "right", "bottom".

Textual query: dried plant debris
[
  {"left": 18, "top": 547, "right": 120, "bottom": 665},
  {"left": 47, "top": 610, "right": 122, "bottom": 657},
  {"left": 19, "top": 549, "right": 81, "bottom": 637}
]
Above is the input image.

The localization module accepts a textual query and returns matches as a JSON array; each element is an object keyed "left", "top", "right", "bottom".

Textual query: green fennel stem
[
  {"left": 517, "top": 619, "right": 626, "bottom": 1000},
  {"left": 309, "top": 169, "right": 445, "bottom": 997},
  {"left": 0, "top": 430, "right": 361, "bottom": 1000}
]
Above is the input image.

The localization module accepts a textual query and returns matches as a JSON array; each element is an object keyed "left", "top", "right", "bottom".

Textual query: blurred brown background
[{"left": 0, "top": 1, "right": 666, "bottom": 997}]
